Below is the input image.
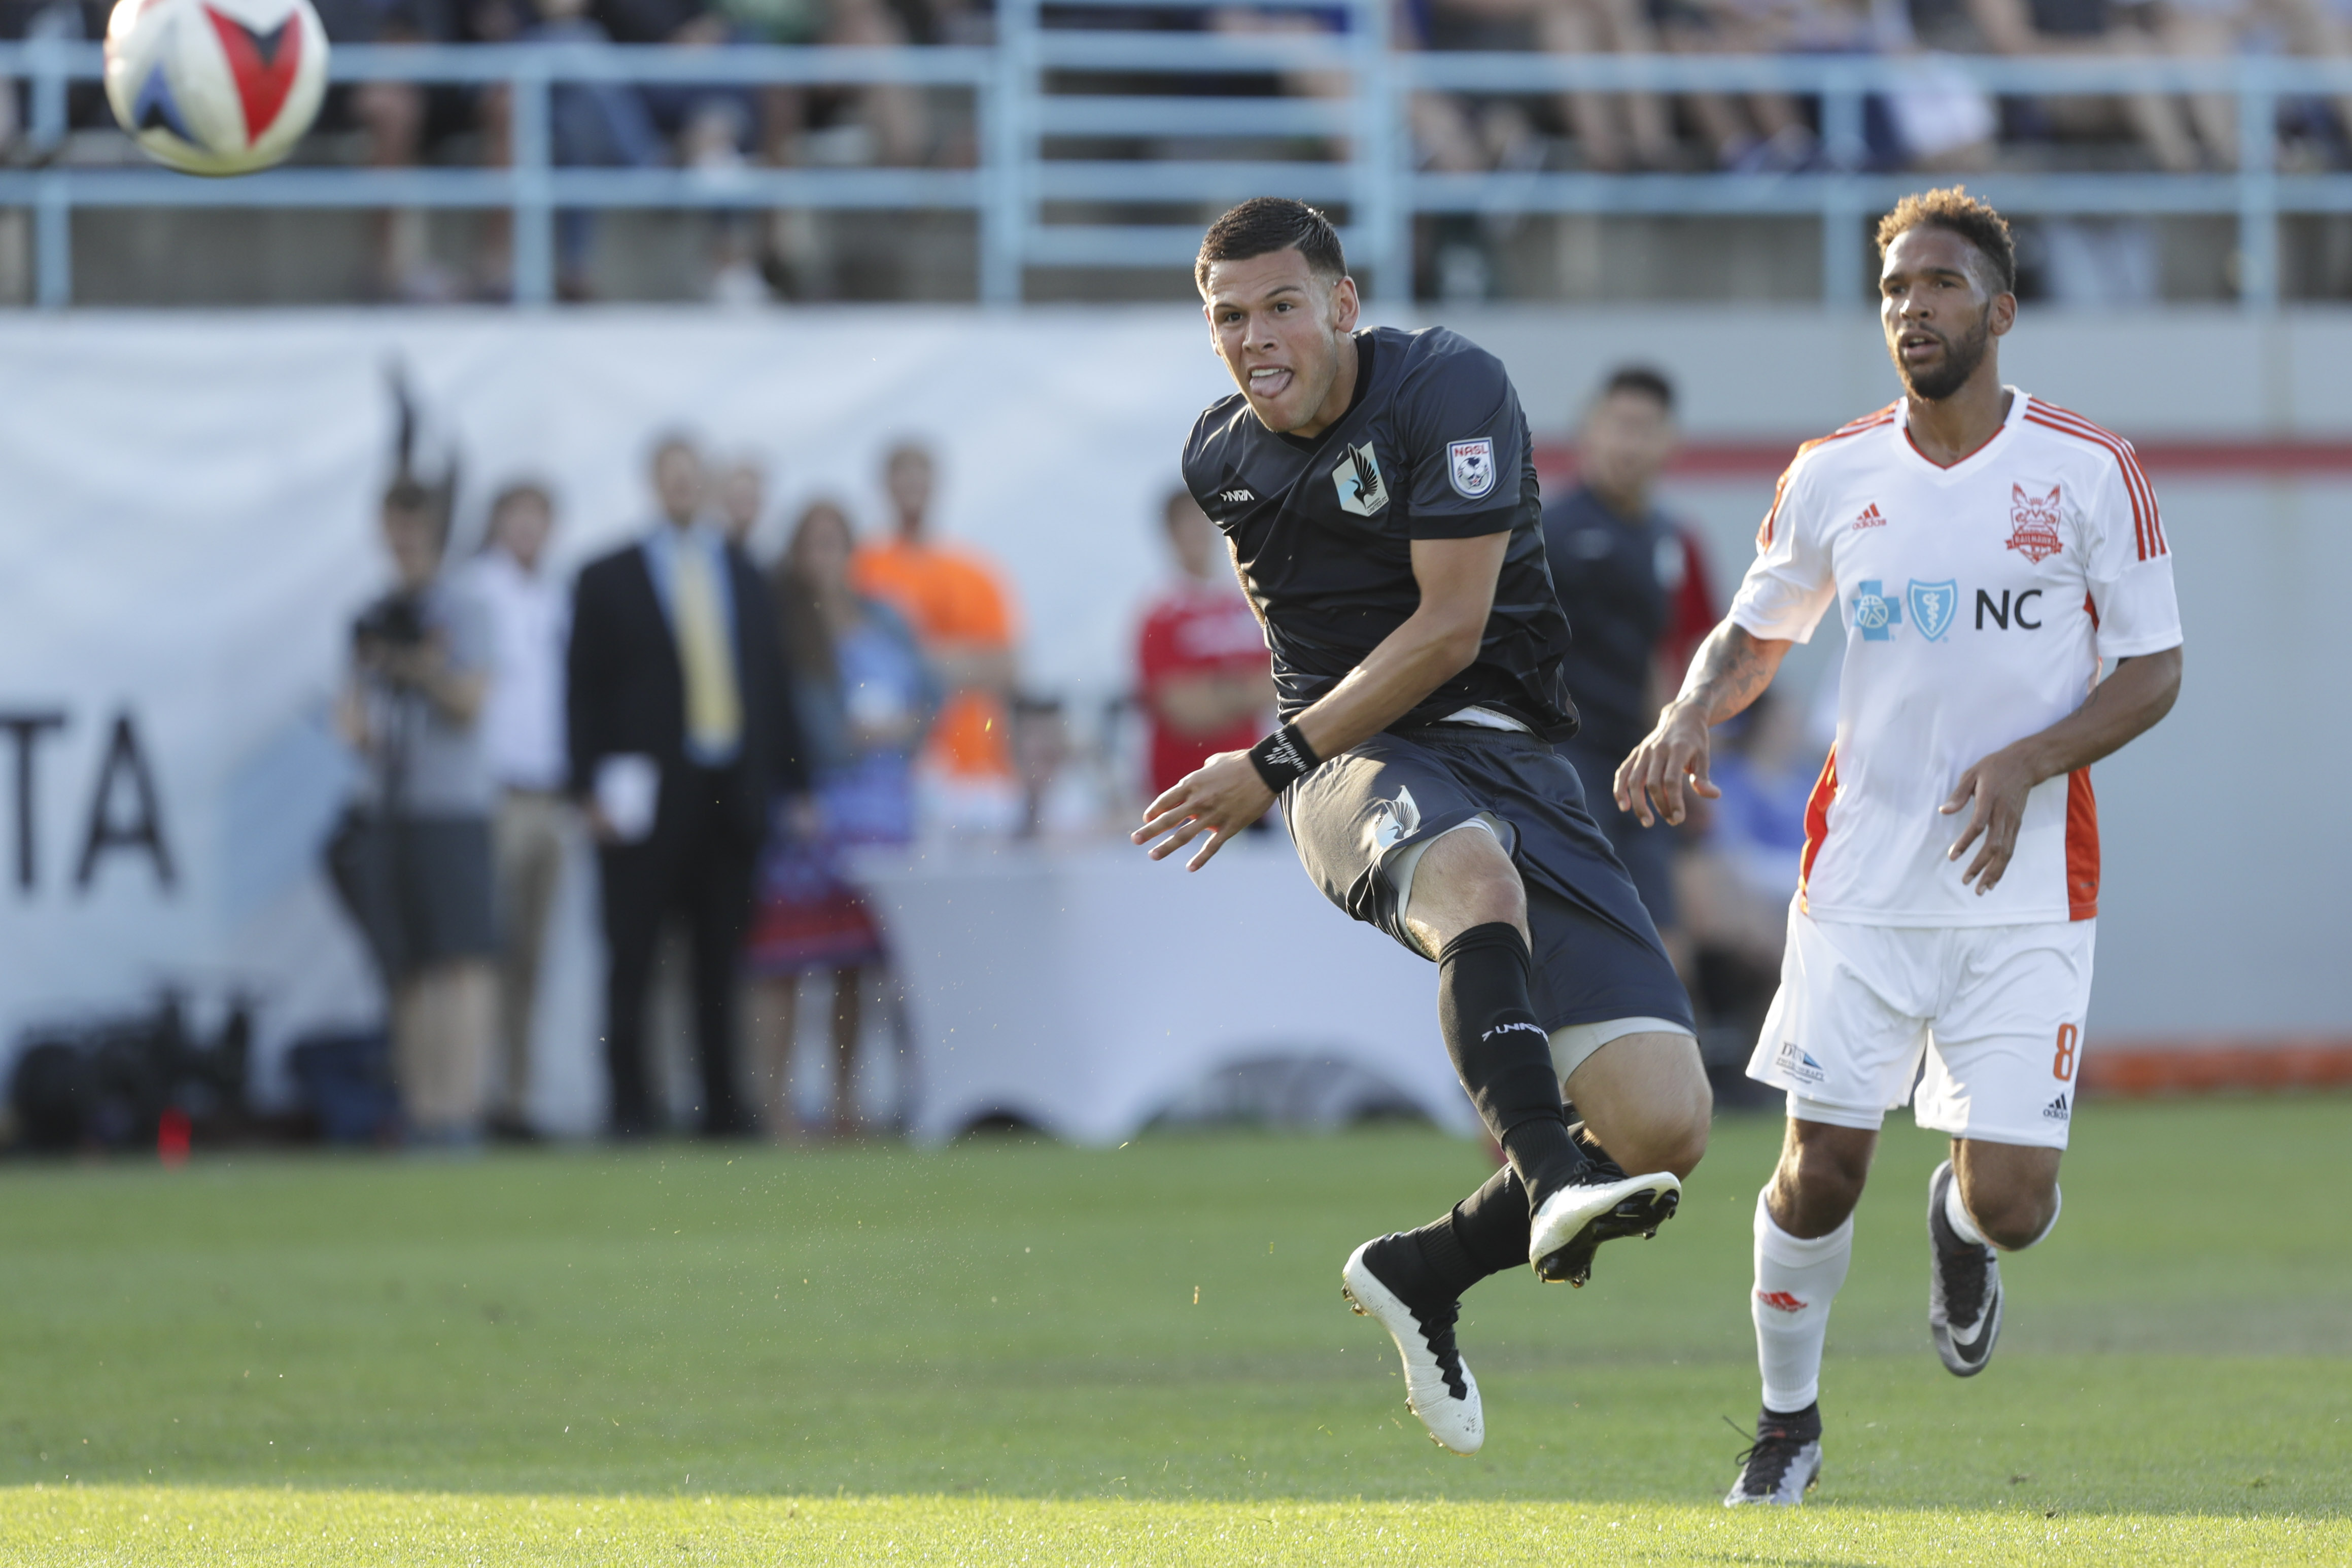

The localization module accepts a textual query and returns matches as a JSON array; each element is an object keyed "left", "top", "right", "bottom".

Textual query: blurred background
[{"left": 0, "top": 0, "right": 2344, "bottom": 1157}]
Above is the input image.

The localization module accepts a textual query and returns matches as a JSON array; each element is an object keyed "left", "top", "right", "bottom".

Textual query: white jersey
[{"left": 1727, "top": 388, "right": 2182, "bottom": 927}]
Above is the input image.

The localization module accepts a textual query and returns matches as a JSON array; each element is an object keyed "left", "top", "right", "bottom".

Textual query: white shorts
[{"left": 1747, "top": 909, "right": 2095, "bottom": 1149}]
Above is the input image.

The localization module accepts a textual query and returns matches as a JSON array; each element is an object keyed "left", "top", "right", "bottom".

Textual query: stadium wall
[{"left": 0, "top": 305, "right": 2340, "bottom": 1125}]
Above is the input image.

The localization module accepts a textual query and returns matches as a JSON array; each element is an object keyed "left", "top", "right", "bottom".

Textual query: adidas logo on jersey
[
  {"left": 1221, "top": 488, "right": 1256, "bottom": 504},
  {"left": 2043, "top": 1093, "right": 2071, "bottom": 1122},
  {"left": 1853, "top": 503, "right": 1887, "bottom": 529}
]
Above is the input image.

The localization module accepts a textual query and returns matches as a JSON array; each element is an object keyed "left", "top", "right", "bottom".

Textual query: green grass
[{"left": 0, "top": 1098, "right": 2346, "bottom": 1563}]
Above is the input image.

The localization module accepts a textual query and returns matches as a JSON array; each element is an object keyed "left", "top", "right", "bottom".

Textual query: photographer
[{"left": 331, "top": 477, "right": 498, "bottom": 1147}]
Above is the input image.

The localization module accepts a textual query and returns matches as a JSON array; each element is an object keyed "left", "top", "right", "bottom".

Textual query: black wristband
[{"left": 1247, "top": 723, "right": 1322, "bottom": 794}]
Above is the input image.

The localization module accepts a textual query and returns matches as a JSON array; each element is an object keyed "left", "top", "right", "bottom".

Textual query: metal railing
[{"left": 3, "top": 3, "right": 2348, "bottom": 309}]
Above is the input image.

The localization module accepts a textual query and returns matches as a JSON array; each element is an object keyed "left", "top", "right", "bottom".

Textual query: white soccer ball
[{"left": 103, "top": 0, "right": 330, "bottom": 177}]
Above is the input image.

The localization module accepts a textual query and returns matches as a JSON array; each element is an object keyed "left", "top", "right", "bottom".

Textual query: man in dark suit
[{"left": 567, "top": 436, "right": 806, "bottom": 1137}]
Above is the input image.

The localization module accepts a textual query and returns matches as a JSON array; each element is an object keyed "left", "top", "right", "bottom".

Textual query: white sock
[
  {"left": 1943, "top": 1176, "right": 1987, "bottom": 1246},
  {"left": 1751, "top": 1186, "right": 1853, "bottom": 1414}
]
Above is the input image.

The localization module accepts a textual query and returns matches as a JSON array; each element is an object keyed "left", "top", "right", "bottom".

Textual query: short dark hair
[
  {"left": 1196, "top": 197, "right": 1347, "bottom": 291},
  {"left": 1876, "top": 186, "right": 2017, "bottom": 295},
  {"left": 1599, "top": 365, "right": 1675, "bottom": 414}
]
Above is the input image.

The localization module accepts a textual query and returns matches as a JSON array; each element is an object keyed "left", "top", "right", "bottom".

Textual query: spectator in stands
[
  {"left": 459, "top": 481, "right": 571, "bottom": 1142},
  {"left": 1540, "top": 365, "right": 1715, "bottom": 969},
  {"left": 1664, "top": 0, "right": 1995, "bottom": 170},
  {"left": 1932, "top": 0, "right": 2205, "bottom": 173},
  {"left": 331, "top": 476, "right": 498, "bottom": 1146},
  {"left": 1675, "top": 687, "right": 1817, "bottom": 1033},
  {"left": 850, "top": 442, "right": 1023, "bottom": 837},
  {"left": 567, "top": 435, "right": 809, "bottom": 1137},
  {"left": 1405, "top": 0, "right": 1676, "bottom": 172},
  {"left": 1135, "top": 487, "right": 1273, "bottom": 805},
  {"left": 312, "top": 0, "right": 474, "bottom": 298},
  {"left": 2145, "top": 0, "right": 2352, "bottom": 170},
  {"left": 473, "top": 0, "right": 665, "bottom": 300},
  {"left": 748, "top": 499, "right": 937, "bottom": 1137}
]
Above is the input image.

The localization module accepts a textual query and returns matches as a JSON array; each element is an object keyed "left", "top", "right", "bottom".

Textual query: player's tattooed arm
[
  {"left": 1614, "top": 620, "right": 1793, "bottom": 828},
  {"left": 1944, "top": 644, "right": 2182, "bottom": 893}
]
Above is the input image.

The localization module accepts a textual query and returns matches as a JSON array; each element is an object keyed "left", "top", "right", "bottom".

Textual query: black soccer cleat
[
  {"left": 1723, "top": 1402, "right": 1823, "bottom": 1506},
  {"left": 1927, "top": 1159, "right": 2004, "bottom": 1377},
  {"left": 1527, "top": 1151, "right": 1681, "bottom": 1286}
]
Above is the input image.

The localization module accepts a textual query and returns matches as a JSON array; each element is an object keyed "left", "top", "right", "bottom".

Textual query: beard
[{"left": 1894, "top": 306, "right": 1992, "bottom": 402}]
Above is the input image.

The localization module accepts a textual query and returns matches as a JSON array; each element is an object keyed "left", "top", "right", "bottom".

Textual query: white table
[{"left": 850, "top": 837, "right": 1479, "bottom": 1145}]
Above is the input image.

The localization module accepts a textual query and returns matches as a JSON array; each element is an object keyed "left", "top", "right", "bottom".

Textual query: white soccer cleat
[
  {"left": 1723, "top": 1406, "right": 1823, "bottom": 1506},
  {"left": 1340, "top": 1237, "right": 1483, "bottom": 1455},
  {"left": 1527, "top": 1164, "right": 1682, "bottom": 1285},
  {"left": 1927, "top": 1159, "right": 2004, "bottom": 1377}
]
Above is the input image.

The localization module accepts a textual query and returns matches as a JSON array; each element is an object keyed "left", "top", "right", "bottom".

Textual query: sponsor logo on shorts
[
  {"left": 1775, "top": 1039, "right": 1825, "bottom": 1086},
  {"left": 2043, "top": 1092, "right": 2071, "bottom": 1122},
  {"left": 1481, "top": 1021, "right": 1549, "bottom": 1043},
  {"left": 1365, "top": 785, "right": 1422, "bottom": 854},
  {"left": 1755, "top": 1290, "right": 1808, "bottom": 1314}
]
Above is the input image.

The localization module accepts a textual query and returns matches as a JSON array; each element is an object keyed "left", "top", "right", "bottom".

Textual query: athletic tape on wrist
[{"left": 1247, "top": 723, "right": 1321, "bottom": 794}]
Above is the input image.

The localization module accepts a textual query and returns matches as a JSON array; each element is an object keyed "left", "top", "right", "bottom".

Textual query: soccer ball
[{"left": 103, "top": 0, "right": 329, "bottom": 177}]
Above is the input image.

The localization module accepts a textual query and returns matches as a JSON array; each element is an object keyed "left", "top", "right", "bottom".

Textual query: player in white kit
[{"left": 1615, "top": 188, "right": 2185, "bottom": 1505}]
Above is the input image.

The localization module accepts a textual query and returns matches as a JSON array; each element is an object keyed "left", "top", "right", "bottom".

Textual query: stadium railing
[{"left": 3, "top": 3, "right": 2349, "bottom": 309}]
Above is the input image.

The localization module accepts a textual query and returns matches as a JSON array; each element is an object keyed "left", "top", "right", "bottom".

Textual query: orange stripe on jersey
[
  {"left": 1756, "top": 406, "right": 1897, "bottom": 547},
  {"left": 2066, "top": 768, "right": 2100, "bottom": 921},
  {"left": 2024, "top": 399, "right": 2168, "bottom": 562},
  {"left": 1796, "top": 744, "right": 1839, "bottom": 915}
]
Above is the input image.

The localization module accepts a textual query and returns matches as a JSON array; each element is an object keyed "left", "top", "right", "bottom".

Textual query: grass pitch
[{"left": 0, "top": 1097, "right": 2345, "bottom": 1563}]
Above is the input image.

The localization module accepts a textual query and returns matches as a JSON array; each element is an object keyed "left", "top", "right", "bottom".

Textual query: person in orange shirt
[{"left": 850, "top": 442, "right": 1023, "bottom": 834}]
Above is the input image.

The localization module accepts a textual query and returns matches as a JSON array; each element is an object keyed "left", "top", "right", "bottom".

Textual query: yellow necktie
[{"left": 671, "top": 540, "right": 742, "bottom": 757}]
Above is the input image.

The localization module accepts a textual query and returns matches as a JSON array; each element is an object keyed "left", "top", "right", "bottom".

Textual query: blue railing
[{"left": 3, "top": 0, "right": 2347, "bottom": 309}]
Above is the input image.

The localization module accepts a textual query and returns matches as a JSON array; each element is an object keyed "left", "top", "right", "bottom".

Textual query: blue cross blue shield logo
[
  {"left": 1852, "top": 579, "right": 1901, "bottom": 641},
  {"left": 1907, "top": 579, "right": 1959, "bottom": 642}
]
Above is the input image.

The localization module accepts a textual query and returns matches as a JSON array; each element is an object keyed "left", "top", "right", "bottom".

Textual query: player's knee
[
  {"left": 1783, "top": 1139, "right": 1870, "bottom": 1223},
  {"left": 1968, "top": 1185, "right": 2057, "bottom": 1251}
]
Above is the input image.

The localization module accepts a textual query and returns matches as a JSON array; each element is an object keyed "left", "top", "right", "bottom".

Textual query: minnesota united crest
[{"left": 1331, "top": 442, "right": 1390, "bottom": 517}]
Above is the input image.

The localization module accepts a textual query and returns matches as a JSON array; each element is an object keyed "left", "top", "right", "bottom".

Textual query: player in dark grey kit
[{"left": 1133, "top": 198, "right": 1713, "bottom": 1456}]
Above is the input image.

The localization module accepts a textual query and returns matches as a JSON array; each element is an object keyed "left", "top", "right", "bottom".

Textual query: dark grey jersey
[{"left": 1181, "top": 325, "right": 1579, "bottom": 738}]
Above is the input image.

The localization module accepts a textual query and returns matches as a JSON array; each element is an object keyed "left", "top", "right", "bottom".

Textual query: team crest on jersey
[
  {"left": 2005, "top": 483, "right": 2064, "bottom": 563},
  {"left": 1447, "top": 438, "right": 1497, "bottom": 499},
  {"left": 1332, "top": 442, "right": 1391, "bottom": 517},
  {"left": 1907, "top": 579, "right": 1959, "bottom": 642}
]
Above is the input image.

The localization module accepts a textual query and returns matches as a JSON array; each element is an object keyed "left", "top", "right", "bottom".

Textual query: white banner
[{"left": 0, "top": 306, "right": 1235, "bottom": 1112}]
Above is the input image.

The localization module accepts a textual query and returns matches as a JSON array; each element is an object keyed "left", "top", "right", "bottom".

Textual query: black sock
[
  {"left": 1437, "top": 922, "right": 1587, "bottom": 1209},
  {"left": 1396, "top": 1164, "right": 1532, "bottom": 1301}
]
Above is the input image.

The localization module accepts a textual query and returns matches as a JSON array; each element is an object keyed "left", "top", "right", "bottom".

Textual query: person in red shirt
[{"left": 1135, "top": 487, "right": 1273, "bottom": 802}]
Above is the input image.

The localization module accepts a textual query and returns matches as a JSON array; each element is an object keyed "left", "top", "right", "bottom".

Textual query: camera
[{"left": 352, "top": 593, "right": 427, "bottom": 661}]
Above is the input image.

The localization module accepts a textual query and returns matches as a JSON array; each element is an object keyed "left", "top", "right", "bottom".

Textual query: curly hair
[
  {"left": 1875, "top": 186, "right": 2016, "bottom": 295},
  {"left": 1196, "top": 197, "right": 1347, "bottom": 290}
]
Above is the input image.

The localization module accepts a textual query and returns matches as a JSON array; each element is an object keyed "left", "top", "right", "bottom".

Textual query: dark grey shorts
[{"left": 1281, "top": 723, "right": 1695, "bottom": 1039}]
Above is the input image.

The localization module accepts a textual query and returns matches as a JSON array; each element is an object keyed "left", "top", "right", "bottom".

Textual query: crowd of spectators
[
  {"left": 332, "top": 433, "right": 1037, "bottom": 1144},
  {"left": 6, "top": 0, "right": 2350, "bottom": 302}
]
